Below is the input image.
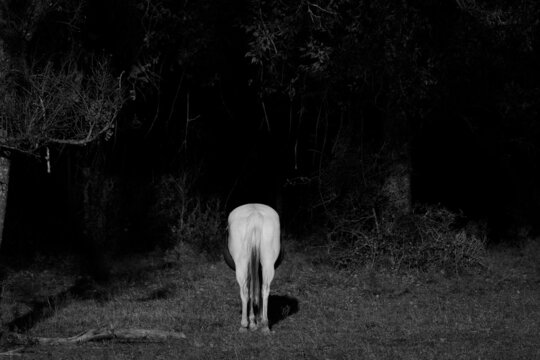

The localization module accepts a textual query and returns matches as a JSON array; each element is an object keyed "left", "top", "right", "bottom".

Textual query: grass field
[{"left": 1, "top": 239, "right": 540, "bottom": 359}]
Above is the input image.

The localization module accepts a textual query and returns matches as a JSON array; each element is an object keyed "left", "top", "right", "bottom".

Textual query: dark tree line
[{"left": 1, "top": 0, "right": 539, "bottom": 271}]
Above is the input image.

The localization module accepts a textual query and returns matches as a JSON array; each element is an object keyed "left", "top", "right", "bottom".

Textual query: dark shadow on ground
[
  {"left": 268, "top": 294, "right": 299, "bottom": 327},
  {"left": 5, "top": 277, "right": 110, "bottom": 333},
  {"left": 4, "top": 255, "right": 177, "bottom": 334}
]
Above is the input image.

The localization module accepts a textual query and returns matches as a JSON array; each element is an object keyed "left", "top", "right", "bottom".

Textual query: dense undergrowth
[
  {"left": 148, "top": 173, "right": 225, "bottom": 260},
  {"left": 147, "top": 175, "right": 487, "bottom": 275},
  {"left": 116, "top": 148, "right": 489, "bottom": 274},
  {"left": 323, "top": 206, "right": 486, "bottom": 273},
  {"left": 300, "top": 148, "right": 488, "bottom": 274},
  {"left": 75, "top": 148, "right": 489, "bottom": 275}
]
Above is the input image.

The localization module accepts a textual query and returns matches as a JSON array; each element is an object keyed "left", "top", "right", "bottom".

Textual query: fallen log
[
  {"left": 0, "top": 347, "right": 23, "bottom": 356},
  {"left": 8, "top": 327, "right": 186, "bottom": 346}
]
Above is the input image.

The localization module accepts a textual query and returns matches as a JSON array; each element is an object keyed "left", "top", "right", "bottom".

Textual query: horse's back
[{"left": 228, "top": 203, "right": 279, "bottom": 225}]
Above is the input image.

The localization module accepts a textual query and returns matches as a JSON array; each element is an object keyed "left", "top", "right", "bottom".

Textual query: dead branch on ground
[{"left": 7, "top": 327, "right": 186, "bottom": 347}]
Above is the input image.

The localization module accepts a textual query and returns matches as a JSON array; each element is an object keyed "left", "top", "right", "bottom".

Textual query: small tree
[
  {"left": 0, "top": 0, "right": 125, "bottom": 248},
  {"left": 0, "top": 56, "right": 122, "bottom": 152}
]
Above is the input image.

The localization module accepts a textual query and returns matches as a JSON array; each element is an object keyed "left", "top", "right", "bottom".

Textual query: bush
[
  {"left": 326, "top": 206, "right": 487, "bottom": 273},
  {"left": 305, "top": 141, "right": 486, "bottom": 274},
  {"left": 148, "top": 173, "right": 225, "bottom": 260}
]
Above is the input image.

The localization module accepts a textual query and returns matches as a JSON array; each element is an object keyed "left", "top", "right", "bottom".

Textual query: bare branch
[
  {"left": 0, "top": 56, "right": 125, "bottom": 153},
  {"left": 0, "top": 347, "right": 23, "bottom": 356},
  {"left": 307, "top": 2, "right": 337, "bottom": 15},
  {"left": 8, "top": 327, "right": 186, "bottom": 346}
]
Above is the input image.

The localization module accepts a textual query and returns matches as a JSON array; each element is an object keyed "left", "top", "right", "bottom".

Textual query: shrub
[
  {"left": 148, "top": 173, "right": 225, "bottom": 260},
  {"left": 327, "top": 205, "right": 487, "bottom": 273},
  {"left": 306, "top": 139, "right": 486, "bottom": 273}
]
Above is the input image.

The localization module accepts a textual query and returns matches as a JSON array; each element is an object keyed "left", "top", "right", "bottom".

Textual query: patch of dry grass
[{"left": 1, "top": 239, "right": 540, "bottom": 359}]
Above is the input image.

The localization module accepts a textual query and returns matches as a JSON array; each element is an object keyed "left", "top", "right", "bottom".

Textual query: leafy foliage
[
  {"left": 244, "top": 0, "right": 434, "bottom": 121},
  {"left": 3, "top": 0, "right": 540, "bottom": 265},
  {"left": 148, "top": 173, "right": 224, "bottom": 259}
]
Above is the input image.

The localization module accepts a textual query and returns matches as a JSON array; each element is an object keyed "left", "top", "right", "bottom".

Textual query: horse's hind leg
[
  {"left": 235, "top": 265, "right": 249, "bottom": 332},
  {"left": 248, "top": 293, "right": 257, "bottom": 331},
  {"left": 260, "top": 263, "right": 275, "bottom": 333}
]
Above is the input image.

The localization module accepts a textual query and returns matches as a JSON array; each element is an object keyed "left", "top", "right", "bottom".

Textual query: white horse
[{"left": 224, "top": 203, "right": 282, "bottom": 333}]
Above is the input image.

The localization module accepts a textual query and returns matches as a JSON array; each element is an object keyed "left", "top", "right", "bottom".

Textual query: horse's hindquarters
[{"left": 226, "top": 203, "right": 281, "bottom": 332}]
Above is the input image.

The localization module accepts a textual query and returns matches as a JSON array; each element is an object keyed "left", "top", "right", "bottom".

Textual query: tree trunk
[
  {"left": 381, "top": 149, "right": 412, "bottom": 233},
  {"left": 0, "top": 155, "right": 11, "bottom": 249},
  {"left": 383, "top": 160, "right": 412, "bottom": 216},
  {"left": 381, "top": 113, "right": 413, "bottom": 221}
]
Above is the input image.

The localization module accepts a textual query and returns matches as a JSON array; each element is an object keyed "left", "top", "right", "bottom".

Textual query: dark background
[{"left": 1, "top": 0, "right": 539, "bottom": 272}]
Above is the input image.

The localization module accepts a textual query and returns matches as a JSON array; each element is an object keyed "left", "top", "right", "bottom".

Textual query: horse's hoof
[{"left": 239, "top": 327, "right": 248, "bottom": 333}]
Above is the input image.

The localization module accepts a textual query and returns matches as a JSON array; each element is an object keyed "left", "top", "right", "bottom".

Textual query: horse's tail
[{"left": 250, "top": 220, "right": 261, "bottom": 312}]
